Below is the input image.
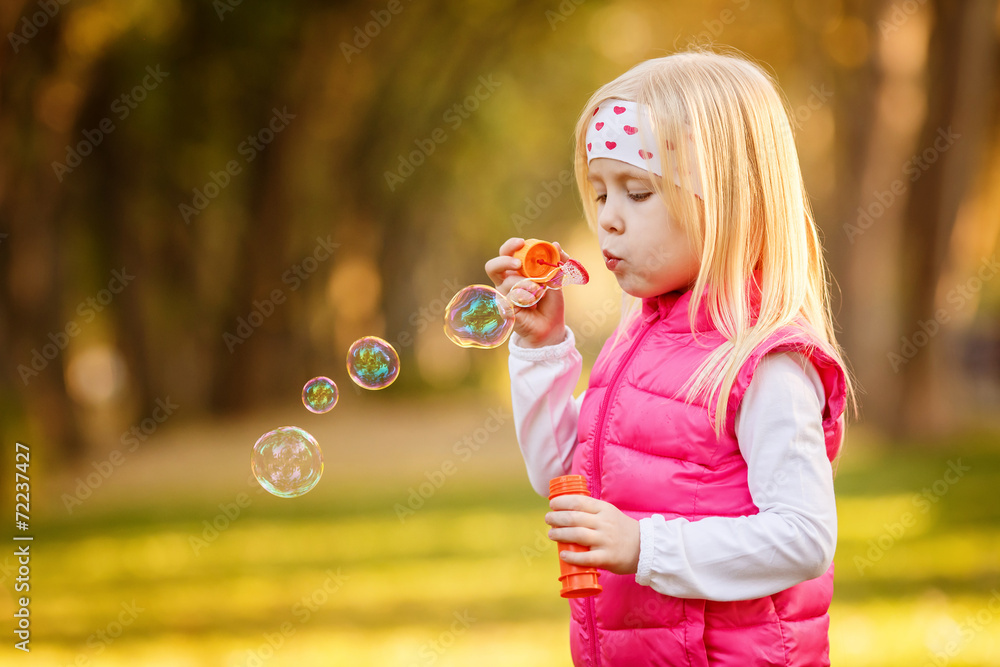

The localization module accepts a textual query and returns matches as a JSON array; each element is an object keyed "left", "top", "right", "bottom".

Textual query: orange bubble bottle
[
  {"left": 548, "top": 475, "right": 603, "bottom": 598},
  {"left": 514, "top": 239, "right": 561, "bottom": 282}
]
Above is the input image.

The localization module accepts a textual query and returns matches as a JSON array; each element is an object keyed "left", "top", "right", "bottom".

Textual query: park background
[{"left": 2, "top": 0, "right": 1000, "bottom": 664}]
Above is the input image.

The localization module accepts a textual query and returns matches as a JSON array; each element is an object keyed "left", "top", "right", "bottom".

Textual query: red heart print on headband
[{"left": 586, "top": 98, "right": 704, "bottom": 199}]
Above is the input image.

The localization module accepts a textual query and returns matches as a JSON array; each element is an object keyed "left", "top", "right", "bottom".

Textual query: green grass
[{"left": 4, "top": 431, "right": 1000, "bottom": 666}]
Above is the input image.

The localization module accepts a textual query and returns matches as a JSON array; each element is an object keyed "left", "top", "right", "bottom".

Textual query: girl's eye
[{"left": 594, "top": 191, "right": 651, "bottom": 204}]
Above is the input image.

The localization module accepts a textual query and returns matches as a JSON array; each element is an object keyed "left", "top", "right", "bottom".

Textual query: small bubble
[
  {"left": 251, "top": 426, "right": 324, "bottom": 498},
  {"left": 347, "top": 336, "right": 400, "bottom": 389},
  {"left": 302, "top": 376, "right": 339, "bottom": 414},
  {"left": 543, "top": 269, "right": 565, "bottom": 291},
  {"left": 443, "top": 285, "right": 516, "bottom": 349},
  {"left": 508, "top": 277, "right": 548, "bottom": 307}
]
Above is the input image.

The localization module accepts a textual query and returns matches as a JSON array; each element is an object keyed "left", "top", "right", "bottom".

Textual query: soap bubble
[
  {"left": 543, "top": 269, "right": 565, "bottom": 291},
  {"left": 508, "top": 277, "right": 548, "bottom": 308},
  {"left": 347, "top": 336, "right": 400, "bottom": 389},
  {"left": 533, "top": 266, "right": 561, "bottom": 283},
  {"left": 444, "top": 285, "right": 516, "bottom": 349},
  {"left": 302, "top": 376, "right": 339, "bottom": 414},
  {"left": 251, "top": 426, "right": 324, "bottom": 498}
]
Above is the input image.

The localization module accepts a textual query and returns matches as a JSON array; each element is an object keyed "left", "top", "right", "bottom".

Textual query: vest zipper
[
  {"left": 587, "top": 309, "right": 660, "bottom": 667},
  {"left": 592, "top": 310, "right": 660, "bottom": 498}
]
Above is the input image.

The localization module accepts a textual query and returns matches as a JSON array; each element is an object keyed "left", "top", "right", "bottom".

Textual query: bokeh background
[{"left": 2, "top": 0, "right": 1000, "bottom": 665}]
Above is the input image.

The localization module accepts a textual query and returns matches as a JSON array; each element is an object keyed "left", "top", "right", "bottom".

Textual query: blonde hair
[{"left": 573, "top": 46, "right": 855, "bottom": 435}]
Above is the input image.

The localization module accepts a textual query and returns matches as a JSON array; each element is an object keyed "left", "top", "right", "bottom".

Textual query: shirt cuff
[
  {"left": 508, "top": 326, "right": 575, "bottom": 362},
  {"left": 635, "top": 514, "right": 663, "bottom": 586}
]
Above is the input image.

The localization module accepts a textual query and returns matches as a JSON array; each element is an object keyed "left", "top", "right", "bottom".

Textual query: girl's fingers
[
  {"left": 549, "top": 494, "right": 599, "bottom": 513},
  {"left": 548, "top": 526, "right": 598, "bottom": 547},
  {"left": 544, "top": 510, "right": 596, "bottom": 529},
  {"left": 484, "top": 256, "right": 522, "bottom": 287},
  {"left": 497, "top": 273, "right": 531, "bottom": 297},
  {"left": 485, "top": 236, "right": 528, "bottom": 286},
  {"left": 499, "top": 237, "right": 526, "bottom": 256},
  {"left": 559, "top": 548, "right": 602, "bottom": 567}
]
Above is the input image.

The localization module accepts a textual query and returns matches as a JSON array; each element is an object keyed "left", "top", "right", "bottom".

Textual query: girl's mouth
[{"left": 603, "top": 250, "right": 621, "bottom": 271}]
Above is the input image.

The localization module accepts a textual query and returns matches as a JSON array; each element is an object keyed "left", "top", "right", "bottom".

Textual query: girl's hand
[
  {"left": 484, "top": 237, "right": 568, "bottom": 348},
  {"left": 545, "top": 495, "right": 640, "bottom": 575}
]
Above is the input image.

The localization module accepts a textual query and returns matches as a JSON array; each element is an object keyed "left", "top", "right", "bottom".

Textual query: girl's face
[{"left": 588, "top": 158, "right": 702, "bottom": 299}]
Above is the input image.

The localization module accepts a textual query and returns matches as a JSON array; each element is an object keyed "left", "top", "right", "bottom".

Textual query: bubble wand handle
[{"left": 548, "top": 475, "right": 603, "bottom": 598}]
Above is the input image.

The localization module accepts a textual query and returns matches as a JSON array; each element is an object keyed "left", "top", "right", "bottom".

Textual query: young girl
[{"left": 485, "top": 48, "right": 852, "bottom": 666}]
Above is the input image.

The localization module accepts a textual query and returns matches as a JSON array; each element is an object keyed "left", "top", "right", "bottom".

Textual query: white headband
[{"left": 585, "top": 98, "right": 703, "bottom": 199}]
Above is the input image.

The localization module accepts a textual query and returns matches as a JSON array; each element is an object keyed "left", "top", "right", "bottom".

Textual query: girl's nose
[{"left": 597, "top": 195, "right": 623, "bottom": 234}]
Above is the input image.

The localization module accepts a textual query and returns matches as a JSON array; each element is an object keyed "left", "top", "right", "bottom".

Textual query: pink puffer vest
[{"left": 569, "top": 288, "right": 847, "bottom": 666}]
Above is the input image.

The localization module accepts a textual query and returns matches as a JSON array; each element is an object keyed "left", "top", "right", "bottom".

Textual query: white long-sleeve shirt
[{"left": 508, "top": 326, "right": 837, "bottom": 602}]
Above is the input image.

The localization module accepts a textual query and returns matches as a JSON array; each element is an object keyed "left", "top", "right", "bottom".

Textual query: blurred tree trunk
[
  {"left": 206, "top": 101, "right": 297, "bottom": 413},
  {"left": 826, "top": 0, "right": 896, "bottom": 432},
  {"left": 340, "top": 0, "right": 556, "bottom": 362},
  {"left": 834, "top": 0, "right": 999, "bottom": 438},
  {"left": 0, "top": 8, "right": 88, "bottom": 459},
  {"left": 894, "top": 0, "right": 1000, "bottom": 434}
]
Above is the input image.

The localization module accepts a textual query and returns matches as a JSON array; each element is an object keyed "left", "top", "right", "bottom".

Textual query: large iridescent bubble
[
  {"left": 347, "top": 336, "right": 400, "bottom": 389},
  {"left": 302, "top": 376, "right": 339, "bottom": 414},
  {"left": 444, "top": 285, "right": 516, "bottom": 349},
  {"left": 251, "top": 426, "right": 324, "bottom": 498}
]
